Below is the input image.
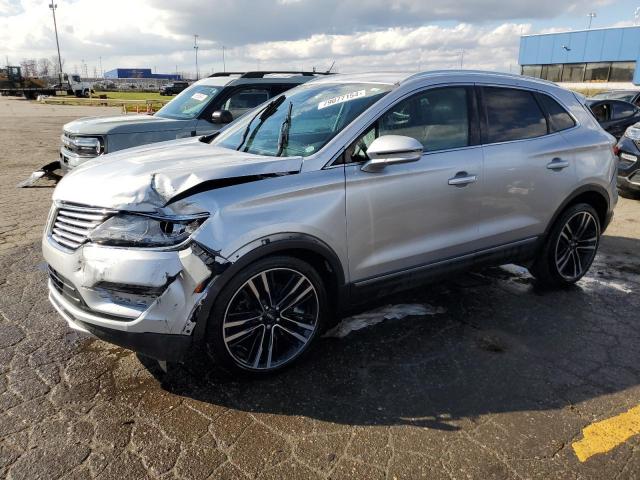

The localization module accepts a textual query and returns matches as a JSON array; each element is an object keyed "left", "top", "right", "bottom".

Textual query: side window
[
  {"left": 222, "top": 88, "right": 270, "bottom": 119},
  {"left": 612, "top": 102, "right": 636, "bottom": 120},
  {"left": 343, "top": 87, "right": 470, "bottom": 164},
  {"left": 270, "top": 84, "right": 294, "bottom": 96},
  {"left": 482, "top": 87, "right": 547, "bottom": 143},
  {"left": 590, "top": 103, "right": 611, "bottom": 123},
  {"left": 537, "top": 94, "right": 576, "bottom": 132},
  {"left": 379, "top": 87, "right": 469, "bottom": 152}
]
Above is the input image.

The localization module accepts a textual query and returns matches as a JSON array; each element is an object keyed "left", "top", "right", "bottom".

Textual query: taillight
[{"left": 613, "top": 145, "right": 620, "bottom": 156}]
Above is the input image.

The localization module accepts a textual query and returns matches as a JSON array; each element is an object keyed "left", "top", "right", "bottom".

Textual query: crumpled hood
[
  {"left": 52, "top": 138, "right": 303, "bottom": 211},
  {"left": 63, "top": 114, "right": 186, "bottom": 135}
]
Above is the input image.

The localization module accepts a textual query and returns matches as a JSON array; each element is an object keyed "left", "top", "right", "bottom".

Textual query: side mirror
[
  {"left": 212, "top": 110, "right": 233, "bottom": 124},
  {"left": 361, "top": 135, "right": 423, "bottom": 173}
]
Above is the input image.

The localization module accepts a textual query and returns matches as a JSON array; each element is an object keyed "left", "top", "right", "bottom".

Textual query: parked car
[
  {"left": 58, "top": 71, "right": 327, "bottom": 171},
  {"left": 159, "top": 81, "right": 189, "bottom": 96},
  {"left": 590, "top": 90, "right": 640, "bottom": 106},
  {"left": 43, "top": 71, "right": 617, "bottom": 374},
  {"left": 586, "top": 99, "right": 640, "bottom": 139},
  {"left": 613, "top": 124, "right": 640, "bottom": 196}
]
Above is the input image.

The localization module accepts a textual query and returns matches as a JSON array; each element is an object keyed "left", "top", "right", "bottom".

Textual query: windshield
[
  {"left": 156, "top": 84, "right": 220, "bottom": 119},
  {"left": 212, "top": 82, "right": 393, "bottom": 157},
  {"left": 592, "top": 91, "right": 635, "bottom": 102}
]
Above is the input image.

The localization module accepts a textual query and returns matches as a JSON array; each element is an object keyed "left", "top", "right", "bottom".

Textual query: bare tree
[
  {"left": 50, "top": 55, "right": 64, "bottom": 76},
  {"left": 20, "top": 59, "right": 37, "bottom": 77},
  {"left": 37, "top": 58, "right": 52, "bottom": 77}
]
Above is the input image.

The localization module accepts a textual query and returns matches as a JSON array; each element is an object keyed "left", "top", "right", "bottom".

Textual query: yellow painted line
[{"left": 572, "top": 405, "right": 640, "bottom": 462}]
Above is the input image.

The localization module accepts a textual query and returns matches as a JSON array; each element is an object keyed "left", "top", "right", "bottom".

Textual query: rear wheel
[
  {"left": 531, "top": 203, "right": 600, "bottom": 287},
  {"left": 205, "top": 256, "right": 326, "bottom": 375}
]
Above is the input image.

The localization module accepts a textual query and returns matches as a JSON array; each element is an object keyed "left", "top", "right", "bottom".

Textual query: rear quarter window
[
  {"left": 536, "top": 94, "right": 576, "bottom": 132},
  {"left": 482, "top": 87, "right": 547, "bottom": 143}
]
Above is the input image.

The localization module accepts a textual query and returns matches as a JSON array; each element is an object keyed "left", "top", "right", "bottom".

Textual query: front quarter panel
[{"left": 187, "top": 167, "right": 349, "bottom": 280}]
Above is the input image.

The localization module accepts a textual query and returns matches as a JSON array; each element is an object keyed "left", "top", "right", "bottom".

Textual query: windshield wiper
[
  {"left": 199, "top": 131, "right": 221, "bottom": 143},
  {"left": 236, "top": 95, "right": 286, "bottom": 151},
  {"left": 276, "top": 101, "right": 293, "bottom": 157}
]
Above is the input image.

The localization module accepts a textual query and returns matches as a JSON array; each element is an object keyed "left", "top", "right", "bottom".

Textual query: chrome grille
[{"left": 50, "top": 204, "right": 113, "bottom": 250}]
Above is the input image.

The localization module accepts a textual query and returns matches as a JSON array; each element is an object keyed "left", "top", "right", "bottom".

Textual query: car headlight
[
  {"left": 88, "top": 212, "right": 208, "bottom": 248},
  {"left": 62, "top": 134, "right": 104, "bottom": 155},
  {"left": 624, "top": 124, "right": 640, "bottom": 141}
]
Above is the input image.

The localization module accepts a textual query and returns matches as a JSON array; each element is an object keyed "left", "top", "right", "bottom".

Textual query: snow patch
[
  {"left": 324, "top": 303, "right": 445, "bottom": 339},
  {"left": 499, "top": 264, "right": 531, "bottom": 277},
  {"left": 579, "top": 276, "right": 634, "bottom": 294}
]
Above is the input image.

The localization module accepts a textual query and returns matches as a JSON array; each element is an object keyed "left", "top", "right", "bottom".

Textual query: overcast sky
[{"left": 0, "top": 0, "right": 636, "bottom": 78}]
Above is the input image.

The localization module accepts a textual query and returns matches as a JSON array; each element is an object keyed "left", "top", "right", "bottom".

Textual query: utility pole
[
  {"left": 222, "top": 46, "right": 226, "bottom": 72},
  {"left": 587, "top": 12, "right": 596, "bottom": 30},
  {"left": 49, "top": 3, "right": 64, "bottom": 85},
  {"left": 460, "top": 49, "right": 464, "bottom": 69},
  {"left": 193, "top": 34, "right": 199, "bottom": 80}
]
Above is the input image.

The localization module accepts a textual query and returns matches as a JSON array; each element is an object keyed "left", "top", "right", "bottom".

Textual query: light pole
[
  {"left": 194, "top": 34, "right": 199, "bottom": 80},
  {"left": 222, "top": 46, "right": 226, "bottom": 73},
  {"left": 587, "top": 12, "right": 596, "bottom": 30},
  {"left": 460, "top": 49, "right": 464, "bottom": 69},
  {"left": 48, "top": 3, "right": 63, "bottom": 85}
]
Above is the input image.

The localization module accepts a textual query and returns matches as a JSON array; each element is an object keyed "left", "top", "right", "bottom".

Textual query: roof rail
[
  {"left": 209, "top": 72, "right": 245, "bottom": 77},
  {"left": 208, "top": 71, "right": 334, "bottom": 79}
]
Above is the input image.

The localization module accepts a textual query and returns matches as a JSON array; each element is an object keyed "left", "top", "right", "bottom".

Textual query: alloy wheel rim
[
  {"left": 554, "top": 211, "right": 599, "bottom": 281},
  {"left": 222, "top": 267, "right": 319, "bottom": 371}
]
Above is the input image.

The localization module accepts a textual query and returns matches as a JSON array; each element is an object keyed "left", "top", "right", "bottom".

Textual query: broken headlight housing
[{"left": 88, "top": 212, "right": 209, "bottom": 248}]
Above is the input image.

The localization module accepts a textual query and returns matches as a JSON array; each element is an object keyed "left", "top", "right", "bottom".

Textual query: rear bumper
[{"left": 617, "top": 172, "right": 640, "bottom": 193}]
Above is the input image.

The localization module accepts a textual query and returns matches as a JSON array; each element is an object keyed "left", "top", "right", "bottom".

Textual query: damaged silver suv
[{"left": 43, "top": 71, "right": 618, "bottom": 374}]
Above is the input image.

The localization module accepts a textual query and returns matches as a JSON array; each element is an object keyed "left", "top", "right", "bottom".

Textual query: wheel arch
[
  {"left": 191, "top": 233, "right": 347, "bottom": 344},
  {"left": 544, "top": 184, "right": 610, "bottom": 239}
]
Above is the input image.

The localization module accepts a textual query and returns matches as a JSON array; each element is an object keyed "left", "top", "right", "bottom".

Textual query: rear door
[
  {"left": 476, "top": 86, "right": 577, "bottom": 249},
  {"left": 344, "top": 85, "right": 484, "bottom": 282}
]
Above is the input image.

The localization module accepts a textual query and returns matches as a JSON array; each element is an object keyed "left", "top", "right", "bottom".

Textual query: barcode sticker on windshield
[
  {"left": 191, "top": 92, "right": 208, "bottom": 102},
  {"left": 318, "top": 90, "right": 366, "bottom": 110}
]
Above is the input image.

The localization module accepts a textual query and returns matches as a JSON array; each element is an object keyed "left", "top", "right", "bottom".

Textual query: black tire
[
  {"left": 531, "top": 203, "right": 601, "bottom": 288},
  {"left": 204, "top": 255, "right": 327, "bottom": 375}
]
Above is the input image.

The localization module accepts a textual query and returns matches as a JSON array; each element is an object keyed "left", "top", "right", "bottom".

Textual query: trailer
[{"left": 0, "top": 66, "right": 93, "bottom": 99}]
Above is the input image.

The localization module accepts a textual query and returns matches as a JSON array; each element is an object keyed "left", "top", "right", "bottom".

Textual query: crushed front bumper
[{"left": 42, "top": 234, "right": 215, "bottom": 361}]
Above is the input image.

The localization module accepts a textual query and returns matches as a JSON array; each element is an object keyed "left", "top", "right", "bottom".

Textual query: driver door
[{"left": 344, "top": 86, "right": 484, "bottom": 284}]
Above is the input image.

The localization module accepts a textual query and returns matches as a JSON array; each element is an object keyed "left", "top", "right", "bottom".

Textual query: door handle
[
  {"left": 546, "top": 158, "right": 569, "bottom": 170},
  {"left": 448, "top": 172, "right": 477, "bottom": 187}
]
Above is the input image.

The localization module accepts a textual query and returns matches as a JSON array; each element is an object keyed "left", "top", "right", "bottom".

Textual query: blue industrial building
[
  {"left": 104, "top": 68, "right": 182, "bottom": 80},
  {"left": 519, "top": 26, "right": 640, "bottom": 85}
]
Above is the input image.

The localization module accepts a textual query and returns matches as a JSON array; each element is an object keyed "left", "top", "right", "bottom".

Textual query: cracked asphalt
[{"left": 1, "top": 97, "right": 640, "bottom": 479}]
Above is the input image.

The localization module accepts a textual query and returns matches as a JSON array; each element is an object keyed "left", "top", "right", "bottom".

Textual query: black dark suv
[
  {"left": 615, "top": 124, "right": 640, "bottom": 196},
  {"left": 159, "top": 81, "right": 189, "bottom": 96}
]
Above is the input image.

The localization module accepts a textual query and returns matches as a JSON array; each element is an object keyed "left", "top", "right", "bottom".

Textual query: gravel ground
[{"left": 1, "top": 97, "right": 640, "bottom": 479}]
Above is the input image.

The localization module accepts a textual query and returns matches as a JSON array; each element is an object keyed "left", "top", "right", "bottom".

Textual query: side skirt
[{"left": 348, "top": 237, "right": 539, "bottom": 306}]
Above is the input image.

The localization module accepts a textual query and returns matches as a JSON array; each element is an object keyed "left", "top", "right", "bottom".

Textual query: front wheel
[
  {"left": 531, "top": 203, "right": 601, "bottom": 288},
  {"left": 205, "top": 256, "right": 327, "bottom": 375}
]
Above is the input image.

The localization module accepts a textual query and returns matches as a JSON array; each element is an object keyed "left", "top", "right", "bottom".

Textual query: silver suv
[
  {"left": 58, "top": 71, "right": 324, "bottom": 171},
  {"left": 43, "top": 71, "right": 618, "bottom": 374}
]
